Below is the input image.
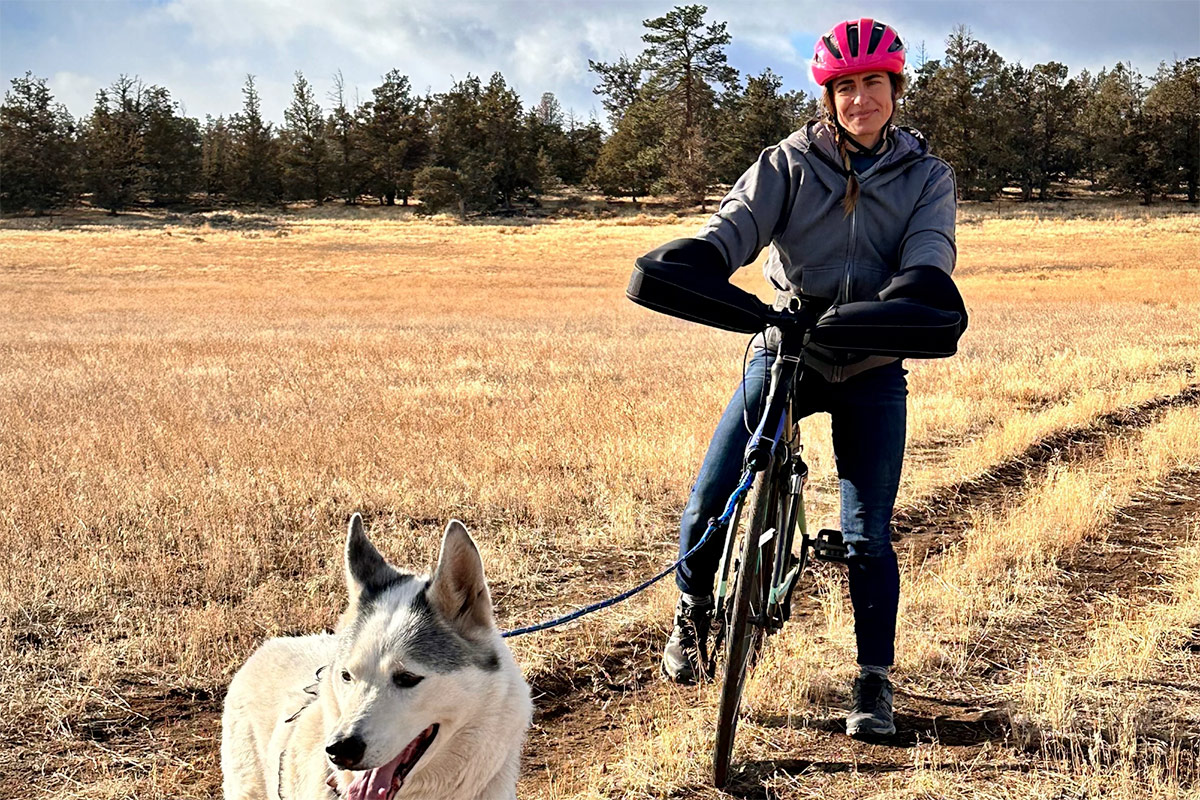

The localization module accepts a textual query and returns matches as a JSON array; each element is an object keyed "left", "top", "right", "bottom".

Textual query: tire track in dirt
[
  {"left": 893, "top": 384, "right": 1200, "bottom": 563},
  {"left": 714, "top": 466, "right": 1200, "bottom": 797},
  {"left": 518, "top": 384, "right": 1200, "bottom": 795}
]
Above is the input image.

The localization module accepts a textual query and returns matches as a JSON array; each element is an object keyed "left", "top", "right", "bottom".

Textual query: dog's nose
[{"left": 325, "top": 734, "right": 366, "bottom": 769}]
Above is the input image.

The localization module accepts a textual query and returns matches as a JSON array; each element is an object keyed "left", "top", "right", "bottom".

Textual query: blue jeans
[{"left": 676, "top": 349, "right": 907, "bottom": 667}]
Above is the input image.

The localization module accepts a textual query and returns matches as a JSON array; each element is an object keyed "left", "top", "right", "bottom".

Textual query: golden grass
[{"left": 1, "top": 201, "right": 1198, "bottom": 797}]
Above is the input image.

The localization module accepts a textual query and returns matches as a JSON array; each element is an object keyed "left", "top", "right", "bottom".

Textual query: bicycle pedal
[{"left": 814, "top": 528, "right": 849, "bottom": 563}]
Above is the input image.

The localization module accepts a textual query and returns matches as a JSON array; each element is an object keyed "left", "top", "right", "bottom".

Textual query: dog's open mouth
[{"left": 345, "top": 723, "right": 439, "bottom": 800}]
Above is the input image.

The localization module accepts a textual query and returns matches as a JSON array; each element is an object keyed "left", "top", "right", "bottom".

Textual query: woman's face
[{"left": 831, "top": 71, "right": 893, "bottom": 147}]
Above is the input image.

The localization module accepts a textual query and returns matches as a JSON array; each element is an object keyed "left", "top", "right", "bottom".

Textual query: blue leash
[{"left": 501, "top": 468, "right": 756, "bottom": 638}]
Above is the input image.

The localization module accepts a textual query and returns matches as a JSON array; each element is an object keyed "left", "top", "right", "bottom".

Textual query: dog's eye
[
  {"left": 392, "top": 671, "right": 424, "bottom": 689},
  {"left": 340, "top": 669, "right": 353, "bottom": 683}
]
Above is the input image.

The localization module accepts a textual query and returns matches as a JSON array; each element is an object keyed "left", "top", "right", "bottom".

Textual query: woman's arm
[
  {"left": 898, "top": 159, "right": 957, "bottom": 274},
  {"left": 694, "top": 145, "right": 795, "bottom": 275}
]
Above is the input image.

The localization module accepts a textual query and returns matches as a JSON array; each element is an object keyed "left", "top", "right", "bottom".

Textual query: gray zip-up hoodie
[{"left": 696, "top": 119, "right": 957, "bottom": 382}]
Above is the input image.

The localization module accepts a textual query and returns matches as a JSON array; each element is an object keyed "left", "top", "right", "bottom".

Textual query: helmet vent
[
  {"left": 823, "top": 34, "right": 842, "bottom": 59},
  {"left": 888, "top": 35, "right": 904, "bottom": 53},
  {"left": 846, "top": 22, "right": 859, "bottom": 57},
  {"left": 868, "top": 22, "right": 885, "bottom": 54}
]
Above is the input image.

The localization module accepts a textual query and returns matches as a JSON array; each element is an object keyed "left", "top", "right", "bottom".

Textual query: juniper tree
[
  {"left": 80, "top": 76, "right": 146, "bottom": 214},
  {"left": 326, "top": 70, "right": 368, "bottom": 204},
  {"left": 362, "top": 70, "right": 429, "bottom": 205},
  {"left": 201, "top": 114, "right": 233, "bottom": 197},
  {"left": 560, "top": 112, "right": 603, "bottom": 186},
  {"left": 228, "top": 75, "right": 281, "bottom": 205},
  {"left": 713, "top": 69, "right": 807, "bottom": 184},
  {"left": 528, "top": 92, "right": 568, "bottom": 189},
  {"left": 590, "top": 98, "right": 665, "bottom": 202},
  {"left": 141, "top": 86, "right": 201, "bottom": 204},
  {"left": 1082, "top": 63, "right": 1170, "bottom": 204},
  {"left": 281, "top": 71, "right": 330, "bottom": 203},
  {"left": 479, "top": 73, "right": 536, "bottom": 209},
  {"left": 905, "top": 26, "right": 1007, "bottom": 199},
  {"left": 0, "top": 72, "right": 77, "bottom": 213},
  {"left": 1146, "top": 58, "right": 1200, "bottom": 203}
]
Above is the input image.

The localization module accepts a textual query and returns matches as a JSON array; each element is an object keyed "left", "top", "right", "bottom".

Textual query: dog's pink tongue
[{"left": 346, "top": 760, "right": 400, "bottom": 800}]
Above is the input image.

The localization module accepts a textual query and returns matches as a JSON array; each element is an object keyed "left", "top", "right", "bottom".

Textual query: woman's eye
[
  {"left": 393, "top": 671, "right": 424, "bottom": 689},
  {"left": 340, "top": 669, "right": 352, "bottom": 683}
]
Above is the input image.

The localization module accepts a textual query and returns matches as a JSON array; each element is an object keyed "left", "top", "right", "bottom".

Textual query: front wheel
[{"left": 712, "top": 466, "right": 778, "bottom": 788}]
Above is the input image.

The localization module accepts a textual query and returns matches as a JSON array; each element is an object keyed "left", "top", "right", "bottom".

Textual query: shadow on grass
[{"left": 751, "top": 705, "right": 1013, "bottom": 749}]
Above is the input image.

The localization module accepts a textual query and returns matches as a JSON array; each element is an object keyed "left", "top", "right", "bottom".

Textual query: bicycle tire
[{"left": 712, "top": 465, "right": 779, "bottom": 788}]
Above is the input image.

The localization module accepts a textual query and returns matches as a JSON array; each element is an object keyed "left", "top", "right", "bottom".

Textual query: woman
[{"left": 655, "top": 18, "right": 957, "bottom": 740}]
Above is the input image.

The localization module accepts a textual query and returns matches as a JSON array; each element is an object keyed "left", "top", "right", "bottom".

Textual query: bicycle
[
  {"left": 703, "top": 297, "right": 852, "bottom": 788},
  {"left": 627, "top": 244, "right": 965, "bottom": 788}
]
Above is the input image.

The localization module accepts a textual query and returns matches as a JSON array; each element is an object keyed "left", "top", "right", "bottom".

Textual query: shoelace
[{"left": 854, "top": 677, "right": 888, "bottom": 713}]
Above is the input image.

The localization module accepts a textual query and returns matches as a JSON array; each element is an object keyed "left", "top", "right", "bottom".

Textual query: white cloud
[{"left": 49, "top": 70, "right": 101, "bottom": 116}]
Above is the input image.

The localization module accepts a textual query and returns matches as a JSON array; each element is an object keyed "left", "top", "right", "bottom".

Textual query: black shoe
[
  {"left": 661, "top": 594, "right": 713, "bottom": 684},
  {"left": 846, "top": 673, "right": 896, "bottom": 738}
]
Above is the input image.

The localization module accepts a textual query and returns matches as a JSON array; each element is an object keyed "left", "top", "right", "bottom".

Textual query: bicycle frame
[{"left": 712, "top": 317, "right": 811, "bottom": 636}]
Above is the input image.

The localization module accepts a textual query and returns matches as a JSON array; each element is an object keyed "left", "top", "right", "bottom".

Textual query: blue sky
[{"left": 3, "top": 0, "right": 1197, "bottom": 125}]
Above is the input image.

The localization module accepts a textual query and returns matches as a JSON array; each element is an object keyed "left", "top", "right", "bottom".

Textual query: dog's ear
[
  {"left": 427, "top": 520, "right": 494, "bottom": 639},
  {"left": 344, "top": 513, "right": 404, "bottom": 605}
]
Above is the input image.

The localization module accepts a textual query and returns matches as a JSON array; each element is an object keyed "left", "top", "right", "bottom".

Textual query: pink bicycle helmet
[{"left": 811, "top": 18, "right": 906, "bottom": 86}]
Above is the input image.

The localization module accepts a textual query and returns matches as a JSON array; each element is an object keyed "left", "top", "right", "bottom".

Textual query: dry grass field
[{"left": 2, "top": 199, "right": 1199, "bottom": 799}]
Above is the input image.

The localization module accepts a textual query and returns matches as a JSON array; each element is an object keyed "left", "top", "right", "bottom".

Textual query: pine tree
[
  {"left": 326, "top": 71, "right": 368, "bottom": 204},
  {"left": 1146, "top": 58, "right": 1200, "bottom": 203},
  {"left": 228, "top": 75, "right": 281, "bottom": 205},
  {"left": 0, "top": 72, "right": 76, "bottom": 213},
  {"left": 141, "top": 85, "right": 201, "bottom": 204},
  {"left": 588, "top": 53, "right": 650, "bottom": 129},
  {"left": 639, "top": 4, "right": 737, "bottom": 206},
  {"left": 281, "top": 71, "right": 329, "bottom": 203},
  {"left": 80, "top": 76, "right": 146, "bottom": 214},
  {"left": 362, "top": 70, "right": 429, "bottom": 205}
]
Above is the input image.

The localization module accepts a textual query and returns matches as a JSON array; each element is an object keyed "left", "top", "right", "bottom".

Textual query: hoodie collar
[{"left": 790, "top": 120, "right": 928, "bottom": 177}]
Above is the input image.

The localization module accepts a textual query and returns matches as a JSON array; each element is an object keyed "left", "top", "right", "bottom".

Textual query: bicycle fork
[{"left": 765, "top": 455, "right": 808, "bottom": 629}]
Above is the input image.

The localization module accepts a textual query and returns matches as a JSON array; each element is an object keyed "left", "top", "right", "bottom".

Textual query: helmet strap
[
  {"left": 825, "top": 82, "right": 896, "bottom": 159},
  {"left": 831, "top": 114, "right": 892, "bottom": 157}
]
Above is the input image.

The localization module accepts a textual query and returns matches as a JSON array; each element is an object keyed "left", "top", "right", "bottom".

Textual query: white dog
[{"left": 221, "top": 514, "right": 532, "bottom": 800}]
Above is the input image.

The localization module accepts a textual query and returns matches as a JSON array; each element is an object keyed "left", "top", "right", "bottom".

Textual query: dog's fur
[{"left": 221, "top": 515, "right": 531, "bottom": 800}]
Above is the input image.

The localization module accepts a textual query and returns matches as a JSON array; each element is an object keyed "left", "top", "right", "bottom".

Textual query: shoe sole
[{"left": 846, "top": 721, "right": 896, "bottom": 740}]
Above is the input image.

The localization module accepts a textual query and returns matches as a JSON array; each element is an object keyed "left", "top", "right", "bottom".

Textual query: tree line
[{"left": 2, "top": 6, "right": 1197, "bottom": 215}]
